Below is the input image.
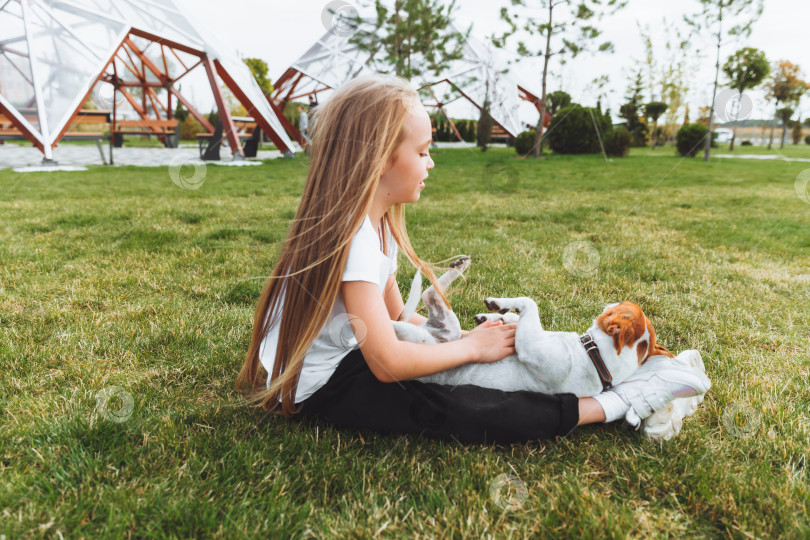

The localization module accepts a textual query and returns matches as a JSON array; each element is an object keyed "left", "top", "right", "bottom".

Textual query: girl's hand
[
  {"left": 459, "top": 319, "right": 498, "bottom": 337},
  {"left": 461, "top": 319, "right": 517, "bottom": 364}
]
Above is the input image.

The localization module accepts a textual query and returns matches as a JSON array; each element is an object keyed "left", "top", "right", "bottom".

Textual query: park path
[
  {"left": 712, "top": 153, "right": 810, "bottom": 163},
  {"left": 0, "top": 144, "right": 284, "bottom": 170}
]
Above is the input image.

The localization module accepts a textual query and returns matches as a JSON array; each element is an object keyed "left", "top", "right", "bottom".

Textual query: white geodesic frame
[
  {"left": 0, "top": 0, "right": 294, "bottom": 160},
  {"left": 272, "top": 21, "right": 525, "bottom": 138}
]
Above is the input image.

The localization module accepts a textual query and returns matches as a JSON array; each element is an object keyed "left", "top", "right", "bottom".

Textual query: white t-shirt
[{"left": 259, "top": 215, "right": 398, "bottom": 403}]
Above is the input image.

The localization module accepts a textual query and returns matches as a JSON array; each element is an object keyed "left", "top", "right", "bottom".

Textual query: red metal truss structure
[{"left": 0, "top": 0, "right": 294, "bottom": 162}]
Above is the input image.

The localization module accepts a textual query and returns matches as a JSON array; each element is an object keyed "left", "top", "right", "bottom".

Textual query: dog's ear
[
  {"left": 636, "top": 339, "right": 649, "bottom": 365},
  {"left": 644, "top": 317, "right": 674, "bottom": 361},
  {"left": 597, "top": 303, "right": 642, "bottom": 356}
]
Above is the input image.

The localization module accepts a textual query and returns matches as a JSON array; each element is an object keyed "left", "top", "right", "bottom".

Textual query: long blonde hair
[{"left": 235, "top": 74, "right": 449, "bottom": 416}]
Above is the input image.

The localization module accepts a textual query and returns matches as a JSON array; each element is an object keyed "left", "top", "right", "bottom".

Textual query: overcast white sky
[{"left": 175, "top": 0, "right": 809, "bottom": 125}]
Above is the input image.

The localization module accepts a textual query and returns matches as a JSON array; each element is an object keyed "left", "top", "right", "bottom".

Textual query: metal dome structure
[
  {"left": 0, "top": 0, "right": 295, "bottom": 163},
  {"left": 271, "top": 20, "right": 549, "bottom": 145}
]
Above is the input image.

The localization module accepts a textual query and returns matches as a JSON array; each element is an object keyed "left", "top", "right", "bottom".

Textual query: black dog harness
[{"left": 579, "top": 333, "right": 613, "bottom": 391}]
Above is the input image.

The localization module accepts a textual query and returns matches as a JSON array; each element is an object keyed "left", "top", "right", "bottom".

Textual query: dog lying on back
[{"left": 391, "top": 256, "right": 704, "bottom": 439}]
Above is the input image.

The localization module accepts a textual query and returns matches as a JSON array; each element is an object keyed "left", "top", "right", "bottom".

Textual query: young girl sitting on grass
[{"left": 235, "top": 75, "right": 709, "bottom": 444}]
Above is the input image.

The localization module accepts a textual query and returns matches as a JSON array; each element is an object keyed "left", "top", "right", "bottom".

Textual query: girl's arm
[{"left": 343, "top": 280, "right": 516, "bottom": 383}]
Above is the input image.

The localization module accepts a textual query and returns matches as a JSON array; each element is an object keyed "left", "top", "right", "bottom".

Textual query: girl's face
[{"left": 378, "top": 104, "right": 434, "bottom": 205}]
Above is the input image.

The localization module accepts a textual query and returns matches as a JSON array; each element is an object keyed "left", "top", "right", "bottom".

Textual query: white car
[{"left": 713, "top": 127, "right": 734, "bottom": 143}]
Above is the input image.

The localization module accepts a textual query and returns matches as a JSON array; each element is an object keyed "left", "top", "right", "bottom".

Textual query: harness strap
[{"left": 580, "top": 333, "right": 613, "bottom": 391}]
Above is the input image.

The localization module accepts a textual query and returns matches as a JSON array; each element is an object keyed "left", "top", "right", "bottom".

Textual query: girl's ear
[{"left": 383, "top": 148, "right": 398, "bottom": 174}]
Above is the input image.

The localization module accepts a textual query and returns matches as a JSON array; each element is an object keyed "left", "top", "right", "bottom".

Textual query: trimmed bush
[
  {"left": 514, "top": 130, "right": 536, "bottom": 156},
  {"left": 676, "top": 123, "right": 708, "bottom": 157},
  {"left": 805, "top": 135, "right": 810, "bottom": 145},
  {"left": 546, "top": 104, "right": 611, "bottom": 154},
  {"left": 604, "top": 126, "right": 631, "bottom": 157},
  {"left": 741, "top": 140, "right": 753, "bottom": 146}
]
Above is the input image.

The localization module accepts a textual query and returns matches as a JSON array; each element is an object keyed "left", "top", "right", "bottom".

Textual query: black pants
[{"left": 298, "top": 349, "right": 580, "bottom": 444}]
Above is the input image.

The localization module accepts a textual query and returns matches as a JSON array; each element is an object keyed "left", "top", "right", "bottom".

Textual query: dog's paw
[
  {"left": 484, "top": 297, "right": 509, "bottom": 314},
  {"left": 474, "top": 313, "right": 506, "bottom": 325},
  {"left": 449, "top": 255, "right": 471, "bottom": 273}
]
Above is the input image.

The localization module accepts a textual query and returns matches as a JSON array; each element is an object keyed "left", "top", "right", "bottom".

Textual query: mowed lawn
[{"left": 1, "top": 146, "right": 809, "bottom": 538}]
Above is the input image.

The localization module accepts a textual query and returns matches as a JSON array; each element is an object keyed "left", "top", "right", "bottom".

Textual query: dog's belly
[
  {"left": 416, "top": 333, "right": 611, "bottom": 398},
  {"left": 416, "top": 355, "right": 559, "bottom": 394}
]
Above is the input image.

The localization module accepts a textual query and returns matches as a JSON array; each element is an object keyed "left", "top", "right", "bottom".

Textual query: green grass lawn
[
  {"left": 634, "top": 140, "right": 810, "bottom": 159},
  {"left": 1, "top": 147, "right": 809, "bottom": 537}
]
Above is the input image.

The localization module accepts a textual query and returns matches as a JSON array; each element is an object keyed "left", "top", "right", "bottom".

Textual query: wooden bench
[
  {"left": 490, "top": 125, "right": 514, "bottom": 145},
  {"left": 111, "top": 118, "right": 178, "bottom": 148},
  {"left": 0, "top": 110, "right": 111, "bottom": 142},
  {"left": 196, "top": 116, "right": 263, "bottom": 158}
]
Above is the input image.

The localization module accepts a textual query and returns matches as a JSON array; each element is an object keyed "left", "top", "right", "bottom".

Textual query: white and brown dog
[{"left": 391, "top": 256, "right": 706, "bottom": 441}]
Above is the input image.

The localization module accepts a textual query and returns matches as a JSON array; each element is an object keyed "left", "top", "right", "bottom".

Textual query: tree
[
  {"left": 546, "top": 90, "right": 572, "bottom": 116},
  {"left": 207, "top": 109, "right": 220, "bottom": 129},
  {"left": 684, "top": 0, "right": 764, "bottom": 161},
  {"left": 477, "top": 95, "right": 493, "bottom": 151},
  {"left": 792, "top": 119, "right": 804, "bottom": 145},
  {"left": 722, "top": 47, "right": 769, "bottom": 150},
  {"left": 492, "top": 0, "right": 626, "bottom": 157},
  {"left": 764, "top": 60, "right": 810, "bottom": 149},
  {"left": 619, "top": 69, "right": 648, "bottom": 147},
  {"left": 243, "top": 58, "right": 274, "bottom": 96},
  {"left": 349, "top": 0, "right": 469, "bottom": 80},
  {"left": 173, "top": 100, "right": 188, "bottom": 123},
  {"left": 776, "top": 106, "right": 794, "bottom": 149},
  {"left": 643, "top": 102, "right": 668, "bottom": 148},
  {"left": 637, "top": 19, "right": 697, "bottom": 146}
]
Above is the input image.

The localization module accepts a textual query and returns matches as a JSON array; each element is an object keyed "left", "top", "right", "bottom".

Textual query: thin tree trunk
[
  {"left": 395, "top": 2, "right": 402, "bottom": 76},
  {"left": 533, "top": 1, "right": 554, "bottom": 158},
  {"left": 729, "top": 90, "right": 740, "bottom": 151},
  {"left": 651, "top": 119, "right": 658, "bottom": 149},
  {"left": 704, "top": 5, "right": 723, "bottom": 162},
  {"left": 768, "top": 104, "right": 777, "bottom": 149},
  {"left": 781, "top": 122, "right": 788, "bottom": 149}
]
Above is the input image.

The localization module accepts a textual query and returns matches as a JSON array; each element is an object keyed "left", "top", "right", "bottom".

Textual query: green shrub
[
  {"left": 676, "top": 123, "right": 708, "bottom": 157},
  {"left": 514, "top": 130, "right": 536, "bottom": 156},
  {"left": 805, "top": 135, "right": 810, "bottom": 145},
  {"left": 546, "top": 104, "right": 611, "bottom": 154},
  {"left": 604, "top": 127, "right": 631, "bottom": 157},
  {"left": 179, "top": 115, "right": 201, "bottom": 140},
  {"left": 741, "top": 140, "right": 753, "bottom": 146}
]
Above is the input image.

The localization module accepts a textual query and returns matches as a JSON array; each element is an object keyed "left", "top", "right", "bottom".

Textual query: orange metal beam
[
  {"left": 0, "top": 100, "right": 43, "bottom": 152},
  {"left": 267, "top": 95, "right": 302, "bottom": 145},
  {"left": 169, "top": 86, "right": 214, "bottom": 133},
  {"left": 51, "top": 32, "right": 129, "bottom": 147},
  {"left": 215, "top": 58, "right": 290, "bottom": 154},
  {"left": 204, "top": 57, "right": 243, "bottom": 158}
]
